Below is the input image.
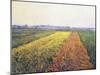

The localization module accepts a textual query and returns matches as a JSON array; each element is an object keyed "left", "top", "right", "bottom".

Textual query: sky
[{"left": 12, "top": 1, "right": 95, "bottom": 28}]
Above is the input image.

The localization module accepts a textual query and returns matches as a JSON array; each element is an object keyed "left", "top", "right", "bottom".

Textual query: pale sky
[{"left": 12, "top": 1, "right": 95, "bottom": 28}]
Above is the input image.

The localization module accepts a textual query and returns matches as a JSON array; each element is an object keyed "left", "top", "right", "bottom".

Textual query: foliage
[
  {"left": 48, "top": 32, "right": 93, "bottom": 71},
  {"left": 12, "top": 29, "right": 55, "bottom": 48},
  {"left": 12, "top": 31, "right": 71, "bottom": 74},
  {"left": 79, "top": 31, "right": 96, "bottom": 68}
]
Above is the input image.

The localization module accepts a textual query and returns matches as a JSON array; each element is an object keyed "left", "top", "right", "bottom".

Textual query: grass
[
  {"left": 79, "top": 31, "right": 96, "bottom": 68},
  {"left": 11, "top": 28, "right": 96, "bottom": 74},
  {"left": 12, "top": 29, "right": 56, "bottom": 48}
]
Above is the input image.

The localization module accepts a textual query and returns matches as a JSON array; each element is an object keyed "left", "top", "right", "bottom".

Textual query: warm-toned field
[
  {"left": 48, "top": 32, "right": 92, "bottom": 71},
  {"left": 11, "top": 29, "right": 95, "bottom": 74}
]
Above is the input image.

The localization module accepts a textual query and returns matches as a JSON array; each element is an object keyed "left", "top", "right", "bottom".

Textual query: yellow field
[{"left": 12, "top": 31, "right": 71, "bottom": 73}]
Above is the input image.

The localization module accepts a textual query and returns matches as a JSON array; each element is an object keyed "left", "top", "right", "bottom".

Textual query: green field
[
  {"left": 79, "top": 31, "right": 96, "bottom": 68},
  {"left": 11, "top": 28, "right": 96, "bottom": 74},
  {"left": 12, "top": 29, "right": 56, "bottom": 48}
]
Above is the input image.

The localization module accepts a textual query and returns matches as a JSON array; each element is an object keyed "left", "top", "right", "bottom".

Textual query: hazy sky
[{"left": 12, "top": 1, "right": 95, "bottom": 28}]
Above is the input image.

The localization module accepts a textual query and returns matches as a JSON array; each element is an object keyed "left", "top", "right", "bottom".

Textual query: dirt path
[{"left": 48, "top": 32, "right": 93, "bottom": 72}]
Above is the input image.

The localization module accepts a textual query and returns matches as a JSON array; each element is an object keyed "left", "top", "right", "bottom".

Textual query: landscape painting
[{"left": 11, "top": 0, "right": 96, "bottom": 74}]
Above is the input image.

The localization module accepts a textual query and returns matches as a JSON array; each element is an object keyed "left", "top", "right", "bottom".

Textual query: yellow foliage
[{"left": 12, "top": 31, "right": 71, "bottom": 73}]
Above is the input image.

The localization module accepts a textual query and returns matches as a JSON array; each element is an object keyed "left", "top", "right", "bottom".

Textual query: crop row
[
  {"left": 79, "top": 31, "right": 96, "bottom": 68},
  {"left": 12, "top": 31, "right": 71, "bottom": 74},
  {"left": 12, "top": 29, "right": 56, "bottom": 48}
]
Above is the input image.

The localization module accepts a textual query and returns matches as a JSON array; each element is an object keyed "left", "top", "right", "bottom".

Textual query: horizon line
[{"left": 12, "top": 24, "right": 95, "bottom": 28}]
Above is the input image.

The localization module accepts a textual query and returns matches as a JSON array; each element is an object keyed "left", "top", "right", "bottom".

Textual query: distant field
[
  {"left": 11, "top": 28, "right": 96, "bottom": 74},
  {"left": 12, "top": 29, "right": 56, "bottom": 48}
]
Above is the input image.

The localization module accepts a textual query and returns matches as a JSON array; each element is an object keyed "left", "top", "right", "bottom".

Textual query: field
[
  {"left": 12, "top": 29, "right": 56, "bottom": 48},
  {"left": 79, "top": 31, "right": 96, "bottom": 68},
  {"left": 11, "top": 28, "right": 96, "bottom": 74}
]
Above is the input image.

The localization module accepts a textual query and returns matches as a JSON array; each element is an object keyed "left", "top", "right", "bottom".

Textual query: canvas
[{"left": 11, "top": 0, "right": 96, "bottom": 74}]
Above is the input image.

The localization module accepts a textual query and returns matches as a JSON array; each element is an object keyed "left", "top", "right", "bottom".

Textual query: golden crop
[
  {"left": 48, "top": 32, "right": 93, "bottom": 71},
  {"left": 12, "top": 31, "right": 71, "bottom": 73}
]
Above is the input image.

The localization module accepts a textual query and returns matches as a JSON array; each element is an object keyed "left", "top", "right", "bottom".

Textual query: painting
[{"left": 11, "top": 0, "right": 96, "bottom": 74}]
